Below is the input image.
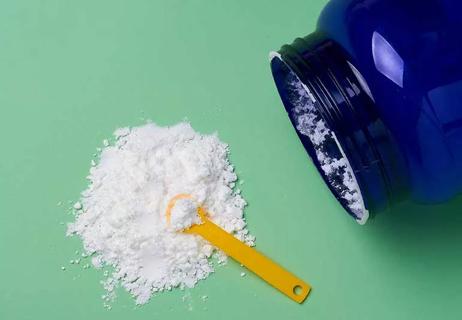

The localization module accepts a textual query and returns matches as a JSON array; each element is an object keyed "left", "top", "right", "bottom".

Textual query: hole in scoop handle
[{"left": 186, "top": 214, "right": 311, "bottom": 303}]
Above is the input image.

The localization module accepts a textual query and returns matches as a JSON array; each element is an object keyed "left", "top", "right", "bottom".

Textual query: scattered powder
[
  {"left": 275, "top": 56, "right": 369, "bottom": 223},
  {"left": 67, "top": 122, "right": 254, "bottom": 305}
]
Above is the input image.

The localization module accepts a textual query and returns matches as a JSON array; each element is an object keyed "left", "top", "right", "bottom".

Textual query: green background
[{"left": 1, "top": 0, "right": 462, "bottom": 319}]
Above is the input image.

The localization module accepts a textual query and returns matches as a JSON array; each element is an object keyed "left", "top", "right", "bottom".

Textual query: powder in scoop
[
  {"left": 67, "top": 122, "right": 254, "bottom": 305},
  {"left": 170, "top": 198, "right": 201, "bottom": 231}
]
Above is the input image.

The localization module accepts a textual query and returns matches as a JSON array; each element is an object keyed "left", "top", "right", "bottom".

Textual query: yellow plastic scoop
[{"left": 165, "top": 194, "right": 311, "bottom": 303}]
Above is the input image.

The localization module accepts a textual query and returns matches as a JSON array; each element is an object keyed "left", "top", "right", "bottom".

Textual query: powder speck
[{"left": 73, "top": 202, "right": 82, "bottom": 210}]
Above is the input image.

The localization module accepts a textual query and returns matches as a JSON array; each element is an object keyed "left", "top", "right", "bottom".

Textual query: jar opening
[{"left": 271, "top": 53, "right": 369, "bottom": 224}]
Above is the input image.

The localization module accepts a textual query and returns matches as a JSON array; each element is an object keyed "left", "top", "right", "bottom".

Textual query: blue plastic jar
[{"left": 270, "top": 0, "right": 462, "bottom": 223}]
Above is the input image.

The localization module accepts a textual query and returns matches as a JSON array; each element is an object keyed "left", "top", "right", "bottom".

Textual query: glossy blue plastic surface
[{"left": 318, "top": 0, "right": 462, "bottom": 204}]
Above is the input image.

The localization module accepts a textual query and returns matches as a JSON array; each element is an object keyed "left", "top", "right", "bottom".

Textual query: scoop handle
[{"left": 185, "top": 208, "right": 311, "bottom": 303}]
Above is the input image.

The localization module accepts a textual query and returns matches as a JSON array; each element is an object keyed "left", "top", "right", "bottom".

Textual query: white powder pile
[
  {"left": 271, "top": 55, "right": 369, "bottom": 223},
  {"left": 67, "top": 122, "right": 254, "bottom": 305}
]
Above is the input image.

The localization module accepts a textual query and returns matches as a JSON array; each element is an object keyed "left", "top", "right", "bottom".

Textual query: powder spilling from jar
[
  {"left": 270, "top": 54, "right": 369, "bottom": 224},
  {"left": 67, "top": 122, "right": 254, "bottom": 305}
]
